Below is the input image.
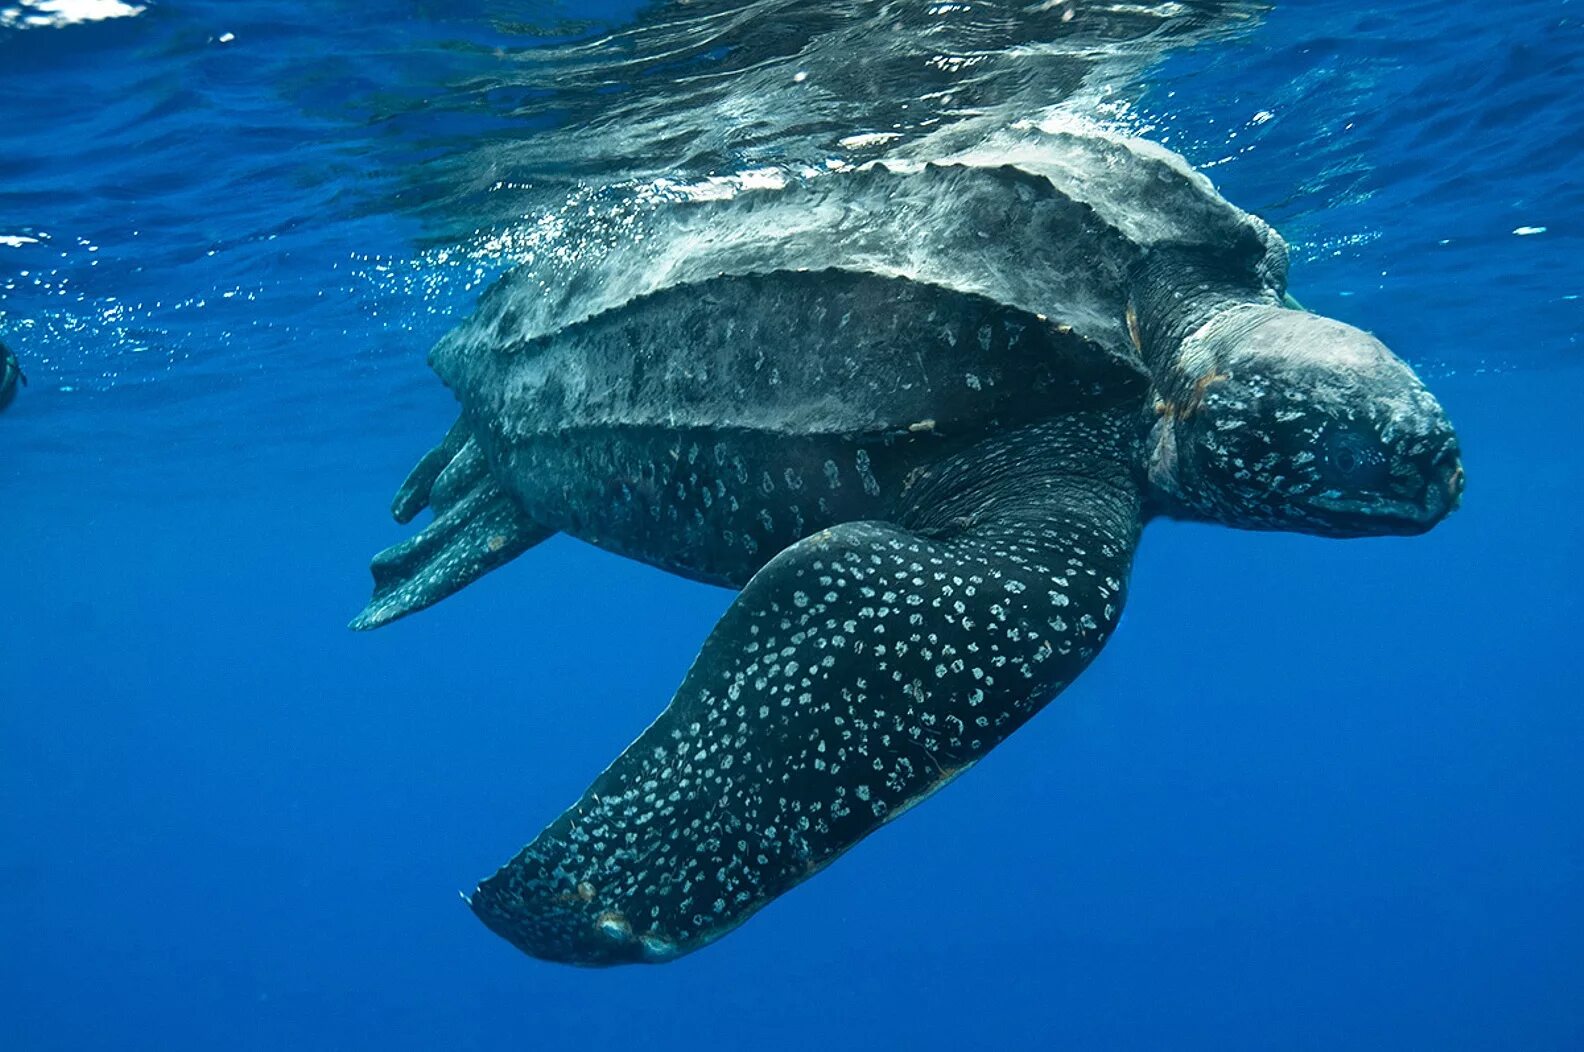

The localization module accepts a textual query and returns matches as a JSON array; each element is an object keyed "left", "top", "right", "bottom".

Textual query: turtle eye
[{"left": 1322, "top": 431, "right": 1389, "bottom": 488}]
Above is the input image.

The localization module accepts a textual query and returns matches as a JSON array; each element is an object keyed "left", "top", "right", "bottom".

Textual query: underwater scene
[{"left": 1, "top": 0, "right": 1580, "bottom": 1048}]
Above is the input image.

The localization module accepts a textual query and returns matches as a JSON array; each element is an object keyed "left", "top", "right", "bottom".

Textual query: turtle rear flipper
[
  {"left": 352, "top": 428, "right": 552, "bottom": 631},
  {"left": 390, "top": 418, "right": 470, "bottom": 524}
]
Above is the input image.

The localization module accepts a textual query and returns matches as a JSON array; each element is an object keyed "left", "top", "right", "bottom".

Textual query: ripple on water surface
[{"left": 0, "top": 0, "right": 1576, "bottom": 493}]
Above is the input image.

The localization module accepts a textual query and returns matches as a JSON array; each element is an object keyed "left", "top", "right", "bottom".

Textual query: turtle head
[{"left": 1146, "top": 305, "right": 1463, "bottom": 537}]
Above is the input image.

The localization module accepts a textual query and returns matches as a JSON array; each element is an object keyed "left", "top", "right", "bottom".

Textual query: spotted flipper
[
  {"left": 468, "top": 412, "right": 1143, "bottom": 965},
  {"left": 352, "top": 431, "right": 551, "bottom": 631}
]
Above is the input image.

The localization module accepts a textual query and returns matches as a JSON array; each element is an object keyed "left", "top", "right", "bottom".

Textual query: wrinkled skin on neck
[{"left": 1131, "top": 257, "right": 1463, "bottom": 538}]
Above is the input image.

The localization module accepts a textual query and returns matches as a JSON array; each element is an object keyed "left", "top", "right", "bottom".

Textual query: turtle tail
[{"left": 351, "top": 420, "right": 552, "bottom": 631}]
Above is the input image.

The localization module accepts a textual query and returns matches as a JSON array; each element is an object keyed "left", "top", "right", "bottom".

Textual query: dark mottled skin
[{"left": 355, "top": 156, "right": 1464, "bottom": 966}]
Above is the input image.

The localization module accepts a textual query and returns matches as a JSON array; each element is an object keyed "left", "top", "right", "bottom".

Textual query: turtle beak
[
  {"left": 1400, "top": 447, "right": 1464, "bottom": 532},
  {"left": 1446, "top": 458, "right": 1466, "bottom": 511}
]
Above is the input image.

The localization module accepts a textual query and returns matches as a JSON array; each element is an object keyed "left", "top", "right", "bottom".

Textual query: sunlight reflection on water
[{"left": 0, "top": 0, "right": 145, "bottom": 31}]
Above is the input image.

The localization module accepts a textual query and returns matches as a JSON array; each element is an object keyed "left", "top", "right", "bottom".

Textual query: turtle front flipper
[
  {"left": 352, "top": 428, "right": 552, "bottom": 631},
  {"left": 468, "top": 412, "right": 1143, "bottom": 965}
]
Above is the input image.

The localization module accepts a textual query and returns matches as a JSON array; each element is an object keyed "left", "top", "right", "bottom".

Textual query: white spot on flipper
[
  {"left": 597, "top": 911, "right": 633, "bottom": 941},
  {"left": 640, "top": 933, "right": 680, "bottom": 961}
]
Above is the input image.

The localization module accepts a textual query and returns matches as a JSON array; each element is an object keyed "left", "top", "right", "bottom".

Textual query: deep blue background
[{"left": 2, "top": 2, "right": 1580, "bottom": 1049}]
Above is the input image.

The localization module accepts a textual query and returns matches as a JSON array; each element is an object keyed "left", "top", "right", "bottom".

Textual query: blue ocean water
[{"left": 1, "top": 0, "right": 1580, "bottom": 1048}]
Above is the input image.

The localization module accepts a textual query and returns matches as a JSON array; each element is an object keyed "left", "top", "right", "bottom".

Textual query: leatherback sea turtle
[{"left": 354, "top": 129, "right": 1463, "bottom": 966}]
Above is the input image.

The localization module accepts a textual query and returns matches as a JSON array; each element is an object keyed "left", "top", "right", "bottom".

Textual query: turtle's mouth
[
  {"left": 1309, "top": 455, "right": 1464, "bottom": 537},
  {"left": 1446, "top": 459, "right": 1466, "bottom": 509}
]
